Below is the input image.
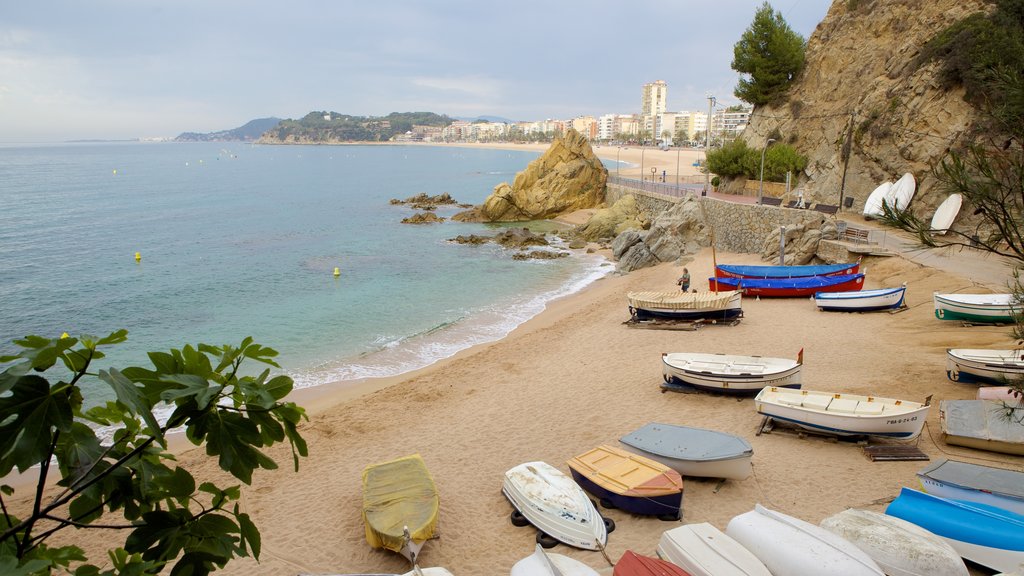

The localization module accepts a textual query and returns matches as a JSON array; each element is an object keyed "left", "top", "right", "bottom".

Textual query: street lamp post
[
  {"left": 758, "top": 138, "right": 777, "bottom": 204},
  {"left": 640, "top": 144, "right": 646, "bottom": 182},
  {"left": 616, "top": 146, "right": 621, "bottom": 176},
  {"left": 675, "top": 145, "right": 680, "bottom": 189}
]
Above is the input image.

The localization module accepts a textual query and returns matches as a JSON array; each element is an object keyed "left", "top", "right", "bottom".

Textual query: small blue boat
[
  {"left": 886, "top": 487, "right": 1024, "bottom": 573},
  {"left": 814, "top": 285, "right": 906, "bottom": 312},
  {"left": 710, "top": 273, "right": 865, "bottom": 298},
  {"left": 715, "top": 261, "right": 860, "bottom": 279}
]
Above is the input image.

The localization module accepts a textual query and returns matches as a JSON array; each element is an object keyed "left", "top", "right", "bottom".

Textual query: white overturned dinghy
[
  {"left": 657, "top": 523, "right": 771, "bottom": 576},
  {"left": 755, "top": 387, "right": 930, "bottom": 439},
  {"left": 727, "top": 504, "right": 884, "bottom": 576},
  {"left": 820, "top": 508, "right": 968, "bottom": 576},
  {"left": 661, "top": 351, "right": 801, "bottom": 395},
  {"left": 619, "top": 422, "right": 753, "bottom": 481},
  {"left": 511, "top": 544, "right": 599, "bottom": 576},
  {"left": 503, "top": 461, "right": 607, "bottom": 551}
]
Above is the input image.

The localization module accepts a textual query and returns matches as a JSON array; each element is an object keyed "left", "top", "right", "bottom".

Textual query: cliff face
[
  {"left": 743, "top": 0, "right": 989, "bottom": 219},
  {"left": 479, "top": 129, "right": 608, "bottom": 222}
]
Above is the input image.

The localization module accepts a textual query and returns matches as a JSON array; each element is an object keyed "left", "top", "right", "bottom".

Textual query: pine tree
[{"left": 732, "top": 2, "right": 807, "bottom": 106}]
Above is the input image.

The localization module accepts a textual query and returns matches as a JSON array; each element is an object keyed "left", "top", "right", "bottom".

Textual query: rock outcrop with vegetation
[
  {"left": 575, "top": 195, "right": 647, "bottom": 241},
  {"left": 479, "top": 129, "right": 607, "bottom": 221}
]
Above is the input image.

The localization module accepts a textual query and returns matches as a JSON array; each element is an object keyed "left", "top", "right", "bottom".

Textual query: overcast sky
[{"left": 1, "top": 0, "right": 833, "bottom": 142}]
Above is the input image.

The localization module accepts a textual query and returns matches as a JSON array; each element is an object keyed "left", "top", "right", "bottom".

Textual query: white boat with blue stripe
[
  {"left": 945, "top": 348, "right": 1024, "bottom": 386},
  {"left": 814, "top": 284, "right": 906, "bottom": 312},
  {"left": 754, "top": 387, "right": 930, "bottom": 439}
]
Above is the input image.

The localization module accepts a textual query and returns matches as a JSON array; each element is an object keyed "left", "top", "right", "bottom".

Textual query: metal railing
[{"left": 607, "top": 175, "right": 706, "bottom": 199}]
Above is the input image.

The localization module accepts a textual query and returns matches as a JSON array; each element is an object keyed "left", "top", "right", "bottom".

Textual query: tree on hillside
[
  {"left": 0, "top": 332, "right": 308, "bottom": 575},
  {"left": 732, "top": 2, "right": 807, "bottom": 106}
]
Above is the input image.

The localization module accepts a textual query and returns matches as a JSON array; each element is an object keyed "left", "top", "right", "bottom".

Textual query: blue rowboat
[
  {"left": 886, "top": 487, "right": 1024, "bottom": 573},
  {"left": 710, "top": 273, "right": 865, "bottom": 298},
  {"left": 715, "top": 261, "right": 860, "bottom": 279},
  {"left": 814, "top": 285, "right": 906, "bottom": 312},
  {"left": 933, "top": 292, "right": 1019, "bottom": 323}
]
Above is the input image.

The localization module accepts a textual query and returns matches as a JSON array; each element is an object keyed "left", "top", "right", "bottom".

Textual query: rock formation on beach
[
  {"left": 575, "top": 195, "right": 648, "bottom": 242},
  {"left": 476, "top": 128, "right": 607, "bottom": 222},
  {"left": 401, "top": 212, "right": 445, "bottom": 224}
]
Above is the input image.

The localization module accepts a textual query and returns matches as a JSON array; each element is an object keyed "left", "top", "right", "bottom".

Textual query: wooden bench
[
  {"left": 812, "top": 203, "right": 840, "bottom": 215},
  {"left": 760, "top": 196, "right": 782, "bottom": 206},
  {"left": 842, "top": 227, "right": 870, "bottom": 244}
]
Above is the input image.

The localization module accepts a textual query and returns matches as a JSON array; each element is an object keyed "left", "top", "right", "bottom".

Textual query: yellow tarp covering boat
[
  {"left": 627, "top": 290, "right": 740, "bottom": 311},
  {"left": 361, "top": 454, "right": 439, "bottom": 562}
]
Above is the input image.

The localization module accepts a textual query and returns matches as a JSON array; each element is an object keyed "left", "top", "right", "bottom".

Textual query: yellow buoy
[
  {"left": 135, "top": 252, "right": 141, "bottom": 262},
  {"left": 112, "top": 169, "right": 117, "bottom": 175},
  {"left": 333, "top": 267, "right": 341, "bottom": 277},
  {"left": 60, "top": 332, "right": 69, "bottom": 339}
]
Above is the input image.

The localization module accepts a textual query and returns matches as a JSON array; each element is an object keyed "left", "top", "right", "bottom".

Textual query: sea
[{"left": 0, "top": 142, "right": 612, "bottom": 409}]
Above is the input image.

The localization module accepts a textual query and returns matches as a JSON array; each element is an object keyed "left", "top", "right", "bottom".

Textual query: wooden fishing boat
[
  {"left": 820, "top": 508, "right": 969, "bottom": 576},
  {"left": 656, "top": 523, "right": 771, "bottom": 576},
  {"left": 502, "top": 461, "right": 607, "bottom": 551},
  {"left": 726, "top": 504, "right": 884, "bottom": 576},
  {"left": 933, "top": 292, "right": 1019, "bottom": 323},
  {"left": 946, "top": 348, "right": 1024, "bottom": 386},
  {"left": 709, "top": 273, "right": 865, "bottom": 298},
  {"left": 614, "top": 550, "right": 691, "bottom": 576},
  {"left": 814, "top": 285, "right": 906, "bottom": 312},
  {"left": 627, "top": 290, "right": 743, "bottom": 321},
  {"left": 361, "top": 454, "right": 439, "bottom": 565},
  {"left": 567, "top": 445, "right": 683, "bottom": 520},
  {"left": 754, "top": 387, "right": 929, "bottom": 439},
  {"left": 661, "top": 351, "right": 802, "bottom": 395},
  {"left": 619, "top": 423, "right": 753, "bottom": 481},
  {"left": 714, "top": 261, "right": 860, "bottom": 279},
  {"left": 939, "top": 399, "right": 1024, "bottom": 456},
  {"left": 511, "top": 544, "right": 599, "bottom": 576},
  {"left": 887, "top": 487, "right": 1024, "bottom": 573},
  {"left": 917, "top": 458, "right": 1024, "bottom": 516}
]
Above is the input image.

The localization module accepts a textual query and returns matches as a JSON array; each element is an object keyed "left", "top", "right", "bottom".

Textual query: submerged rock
[{"left": 401, "top": 212, "right": 445, "bottom": 224}]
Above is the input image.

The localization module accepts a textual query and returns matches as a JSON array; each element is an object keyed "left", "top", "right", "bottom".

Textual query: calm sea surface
[{"left": 0, "top": 142, "right": 610, "bottom": 405}]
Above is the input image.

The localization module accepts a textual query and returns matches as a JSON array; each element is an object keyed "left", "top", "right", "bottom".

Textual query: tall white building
[{"left": 641, "top": 80, "right": 668, "bottom": 117}]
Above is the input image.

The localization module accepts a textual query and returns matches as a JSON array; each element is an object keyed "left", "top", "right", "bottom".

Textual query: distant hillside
[
  {"left": 175, "top": 117, "right": 282, "bottom": 142},
  {"left": 258, "top": 111, "right": 453, "bottom": 144}
]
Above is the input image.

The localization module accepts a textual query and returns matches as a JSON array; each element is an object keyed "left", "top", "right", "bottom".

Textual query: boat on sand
[
  {"left": 814, "top": 285, "right": 906, "bottom": 312},
  {"left": 614, "top": 549, "right": 690, "bottom": 576},
  {"left": 656, "top": 523, "right": 770, "bottom": 576},
  {"left": 567, "top": 444, "right": 683, "bottom": 520},
  {"left": 714, "top": 261, "right": 860, "bottom": 279},
  {"left": 917, "top": 458, "right": 1024, "bottom": 516},
  {"left": 755, "top": 387, "right": 930, "bottom": 439},
  {"left": 503, "top": 461, "right": 607, "bottom": 551},
  {"left": 361, "top": 454, "right": 439, "bottom": 565},
  {"left": 726, "top": 504, "right": 884, "bottom": 576},
  {"left": 820, "top": 507, "right": 968, "bottom": 576},
  {"left": 933, "top": 292, "right": 1019, "bottom": 323},
  {"left": 939, "top": 399, "right": 1024, "bottom": 455},
  {"left": 709, "top": 273, "right": 865, "bottom": 298},
  {"left": 627, "top": 290, "right": 742, "bottom": 322},
  {"left": 945, "top": 348, "right": 1024, "bottom": 386},
  {"left": 661, "top": 351, "right": 802, "bottom": 395},
  {"left": 511, "top": 544, "right": 599, "bottom": 576},
  {"left": 619, "top": 422, "right": 753, "bottom": 481}
]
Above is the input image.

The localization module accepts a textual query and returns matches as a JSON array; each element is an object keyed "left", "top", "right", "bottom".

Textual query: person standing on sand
[{"left": 677, "top": 268, "right": 690, "bottom": 292}]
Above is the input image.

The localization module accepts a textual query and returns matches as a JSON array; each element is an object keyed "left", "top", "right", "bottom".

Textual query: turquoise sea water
[{"left": 0, "top": 142, "right": 610, "bottom": 404}]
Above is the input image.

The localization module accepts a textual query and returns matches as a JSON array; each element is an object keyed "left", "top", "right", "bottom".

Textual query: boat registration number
[{"left": 886, "top": 416, "right": 918, "bottom": 425}]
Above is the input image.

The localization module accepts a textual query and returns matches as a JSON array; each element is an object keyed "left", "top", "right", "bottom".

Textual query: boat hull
[
  {"left": 933, "top": 293, "right": 1018, "bottom": 323},
  {"left": 628, "top": 291, "right": 743, "bottom": 321},
  {"left": 814, "top": 286, "right": 906, "bottom": 312},
  {"left": 661, "top": 352, "right": 801, "bottom": 396},
  {"left": 939, "top": 399, "right": 1024, "bottom": 456},
  {"left": 886, "top": 487, "right": 1024, "bottom": 573},
  {"left": 502, "top": 461, "right": 607, "bottom": 550},
  {"left": 361, "top": 454, "right": 439, "bottom": 563},
  {"left": 710, "top": 273, "right": 865, "bottom": 298},
  {"left": 917, "top": 458, "right": 1024, "bottom": 517},
  {"left": 657, "top": 523, "right": 771, "bottom": 576},
  {"left": 726, "top": 505, "right": 883, "bottom": 576},
  {"left": 511, "top": 545, "right": 600, "bottom": 576},
  {"left": 614, "top": 550, "right": 690, "bottom": 576},
  {"left": 715, "top": 261, "right": 860, "bottom": 279},
  {"left": 820, "top": 508, "right": 968, "bottom": 576},
  {"left": 946, "top": 348, "right": 1024, "bottom": 386},
  {"left": 755, "top": 387, "right": 929, "bottom": 439},
  {"left": 619, "top": 423, "right": 753, "bottom": 481}
]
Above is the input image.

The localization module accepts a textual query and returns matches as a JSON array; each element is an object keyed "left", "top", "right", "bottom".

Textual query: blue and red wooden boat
[
  {"left": 709, "top": 273, "right": 865, "bottom": 298},
  {"left": 567, "top": 445, "right": 683, "bottom": 520},
  {"left": 715, "top": 260, "right": 860, "bottom": 279}
]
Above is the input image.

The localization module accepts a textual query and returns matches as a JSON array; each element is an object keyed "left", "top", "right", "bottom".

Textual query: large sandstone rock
[
  {"left": 643, "top": 197, "right": 711, "bottom": 264},
  {"left": 742, "top": 0, "right": 987, "bottom": 235},
  {"left": 576, "top": 194, "right": 646, "bottom": 241},
  {"left": 480, "top": 128, "right": 608, "bottom": 221}
]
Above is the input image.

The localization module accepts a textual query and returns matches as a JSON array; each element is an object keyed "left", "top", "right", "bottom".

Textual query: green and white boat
[{"left": 933, "top": 292, "right": 1019, "bottom": 323}]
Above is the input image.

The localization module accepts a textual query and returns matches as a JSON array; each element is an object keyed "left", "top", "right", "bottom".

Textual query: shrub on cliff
[
  {"left": 706, "top": 139, "right": 807, "bottom": 181},
  {"left": 732, "top": 2, "right": 807, "bottom": 106}
]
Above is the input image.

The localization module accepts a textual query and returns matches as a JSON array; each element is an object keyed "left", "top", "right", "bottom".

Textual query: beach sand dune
[{"left": 31, "top": 249, "right": 1021, "bottom": 575}]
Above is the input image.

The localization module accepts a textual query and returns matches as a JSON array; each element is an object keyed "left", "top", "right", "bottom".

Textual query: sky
[{"left": 0, "top": 0, "right": 833, "bottom": 142}]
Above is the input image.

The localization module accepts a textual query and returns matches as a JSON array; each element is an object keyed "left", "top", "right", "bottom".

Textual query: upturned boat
[
  {"left": 820, "top": 508, "right": 968, "bottom": 576},
  {"left": 917, "top": 458, "right": 1024, "bottom": 516},
  {"left": 887, "top": 487, "right": 1024, "bottom": 573},
  {"left": 933, "top": 292, "right": 1019, "bottom": 323},
  {"left": 709, "top": 273, "right": 865, "bottom": 297},
  {"left": 755, "top": 387, "right": 929, "bottom": 439},
  {"left": 567, "top": 445, "right": 684, "bottom": 520},
  {"left": 714, "top": 261, "right": 860, "bottom": 279},
  {"left": 939, "top": 399, "right": 1024, "bottom": 456},
  {"left": 656, "top": 523, "right": 771, "bottom": 576},
  {"left": 503, "top": 461, "right": 607, "bottom": 551},
  {"left": 726, "top": 504, "right": 884, "bottom": 576},
  {"left": 945, "top": 348, "right": 1024, "bottom": 386},
  {"left": 361, "top": 454, "right": 440, "bottom": 566},
  {"left": 627, "top": 290, "right": 743, "bottom": 321},
  {"left": 814, "top": 285, "right": 906, "bottom": 312},
  {"left": 619, "top": 422, "right": 753, "bottom": 481},
  {"left": 511, "top": 544, "right": 599, "bottom": 576},
  {"left": 661, "top": 351, "right": 802, "bottom": 395},
  {"left": 614, "top": 550, "right": 691, "bottom": 576}
]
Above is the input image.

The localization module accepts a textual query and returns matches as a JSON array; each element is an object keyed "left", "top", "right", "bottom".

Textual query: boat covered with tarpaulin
[
  {"left": 715, "top": 261, "right": 860, "bottom": 279},
  {"left": 627, "top": 290, "right": 742, "bottom": 321},
  {"left": 361, "top": 454, "right": 439, "bottom": 565},
  {"left": 709, "top": 273, "right": 865, "bottom": 298}
]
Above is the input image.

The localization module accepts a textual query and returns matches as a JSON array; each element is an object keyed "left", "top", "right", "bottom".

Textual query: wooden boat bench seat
[
  {"left": 801, "top": 395, "right": 833, "bottom": 411},
  {"left": 777, "top": 393, "right": 806, "bottom": 407},
  {"left": 828, "top": 398, "right": 859, "bottom": 414},
  {"left": 854, "top": 402, "right": 885, "bottom": 415}
]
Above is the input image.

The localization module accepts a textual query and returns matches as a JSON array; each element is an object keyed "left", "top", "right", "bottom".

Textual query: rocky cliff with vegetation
[
  {"left": 477, "top": 128, "right": 607, "bottom": 222},
  {"left": 741, "top": 0, "right": 989, "bottom": 222}
]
